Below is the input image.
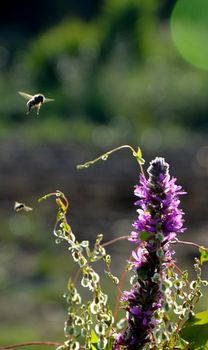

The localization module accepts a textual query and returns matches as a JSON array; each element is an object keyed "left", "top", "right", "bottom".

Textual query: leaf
[
  {"left": 106, "top": 337, "right": 114, "bottom": 350},
  {"left": 174, "top": 337, "right": 189, "bottom": 349},
  {"left": 180, "top": 310, "right": 208, "bottom": 349},
  {"left": 139, "top": 231, "right": 154, "bottom": 242},
  {"left": 95, "top": 234, "right": 103, "bottom": 245},
  {"left": 134, "top": 147, "right": 145, "bottom": 165},
  {"left": 199, "top": 247, "right": 208, "bottom": 265},
  {"left": 91, "top": 330, "right": 99, "bottom": 349},
  {"left": 56, "top": 198, "right": 67, "bottom": 214},
  {"left": 91, "top": 345, "right": 97, "bottom": 350},
  {"left": 90, "top": 336, "right": 114, "bottom": 350}
]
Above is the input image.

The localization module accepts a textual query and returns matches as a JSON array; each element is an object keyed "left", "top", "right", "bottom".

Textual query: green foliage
[
  {"left": 27, "top": 20, "right": 101, "bottom": 69},
  {"left": 76, "top": 146, "right": 208, "bottom": 349},
  {"left": 40, "top": 190, "right": 118, "bottom": 350},
  {"left": 2, "top": 0, "right": 208, "bottom": 143},
  {"left": 181, "top": 310, "right": 208, "bottom": 350},
  {"left": 22, "top": 0, "right": 208, "bottom": 136}
]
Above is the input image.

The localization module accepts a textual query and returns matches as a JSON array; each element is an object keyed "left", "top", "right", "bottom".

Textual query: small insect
[
  {"left": 18, "top": 91, "right": 54, "bottom": 115},
  {"left": 14, "top": 201, "right": 33, "bottom": 213}
]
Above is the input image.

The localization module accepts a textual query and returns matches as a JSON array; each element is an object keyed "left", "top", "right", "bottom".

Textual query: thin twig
[
  {"left": 171, "top": 239, "right": 208, "bottom": 251},
  {"left": 172, "top": 262, "right": 191, "bottom": 292},
  {"left": 73, "top": 267, "right": 81, "bottom": 285},
  {"left": 114, "top": 268, "right": 127, "bottom": 321},
  {"left": 0, "top": 341, "right": 62, "bottom": 350},
  {"left": 102, "top": 235, "right": 130, "bottom": 248},
  {"left": 113, "top": 254, "right": 134, "bottom": 322}
]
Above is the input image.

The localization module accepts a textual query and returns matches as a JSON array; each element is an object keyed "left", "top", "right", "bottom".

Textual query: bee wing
[
  {"left": 18, "top": 91, "right": 33, "bottom": 100},
  {"left": 43, "top": 98, "right": 55, "bottom": 103},
  {"left": 23, "top": 205, "right": 33, "bottom": 212}
]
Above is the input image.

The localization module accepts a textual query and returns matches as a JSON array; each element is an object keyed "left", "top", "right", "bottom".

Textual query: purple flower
[
  {"left": 130, "top": 245, "right": 148, "bottom": 268},
  {"left": 115, "top": 157, "right": 186, "bottom": 350},
  {"left": 113, "top": 333, "right": 124, "bottom": 350},
  {"left": 129, "top": 157, "right": 185, "bottom": 244}
]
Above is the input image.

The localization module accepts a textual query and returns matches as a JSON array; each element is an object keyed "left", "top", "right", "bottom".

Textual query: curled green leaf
[
  {"left": 133, "top": 147, "right": 145, "bottom": 165},
  {"left": 199, "top": 247, "right": 208, "bottom": 265}
]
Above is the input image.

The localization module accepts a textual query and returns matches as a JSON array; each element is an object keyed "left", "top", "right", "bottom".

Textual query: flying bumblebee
[
  {"left": 18, "top": 91, "right": 54, "bottom": 115},
  {"left": 14, "top": 201, "right": 33, "bottom": 213}
]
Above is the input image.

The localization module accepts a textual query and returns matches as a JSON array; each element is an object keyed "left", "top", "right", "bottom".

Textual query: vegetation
[{"left": 1, "top": 0, "right": 208, "bottom": 144}]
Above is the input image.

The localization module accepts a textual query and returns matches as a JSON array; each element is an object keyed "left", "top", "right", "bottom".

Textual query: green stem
[{"left": 77, "top": 144, "right": 145, "bottom": 176}]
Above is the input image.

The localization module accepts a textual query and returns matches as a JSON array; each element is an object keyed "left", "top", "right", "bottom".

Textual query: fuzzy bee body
[
  {"left": 26, "top": 94, "right": 45, "bottom": 114},
  {"left": 18, "top": 91, "right": 54, "bottom": 115}
]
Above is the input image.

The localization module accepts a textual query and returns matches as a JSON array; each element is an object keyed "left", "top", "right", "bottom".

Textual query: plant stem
[
  {"left": 76, "top": 144, "right": 145, "bottom": 176},
  {"left": 114, "top": 268, "right": 127, "bottom": 321},
  {"left": 102, "top": 235, "right": 129, "bottom": 248},
  {"left": 171, "top": 239, "right": 208, "bottom": 251},
  {"left": 172, "top": 262, "right": 191, "bottom": 293},
  {"left": 0, "top": 342, "right": 62, "bottom": 350},
  {"left": 113, "top": 254, "right": 134, "bottom": 322}
]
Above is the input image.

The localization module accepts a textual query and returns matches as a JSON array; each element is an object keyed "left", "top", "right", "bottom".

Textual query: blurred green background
[{"left": 0, "top": 0, "right": 208, "bottom": 346}]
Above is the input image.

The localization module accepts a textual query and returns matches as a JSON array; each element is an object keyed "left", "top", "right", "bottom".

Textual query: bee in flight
[
  {"left": 18, "top": 91, "right": 54, "bottom": 115},
  {"left": 14, "top": 201, "right": 33, "bottom": 213}
]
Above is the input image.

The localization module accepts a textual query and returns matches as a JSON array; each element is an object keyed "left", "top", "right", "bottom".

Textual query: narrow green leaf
[{"left": 107, "top": 337, "right": 114, "bottom": 350}]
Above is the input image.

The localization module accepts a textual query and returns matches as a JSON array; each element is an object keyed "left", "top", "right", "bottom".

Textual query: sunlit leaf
[
  {"left": 56, "top": 198, "right": 67, "bottom": 214},
  {"left": 180, "top": 310, "right": 208, "bottom": 349},
  {"left": 134, "top": 147, "right": 145, "bottom": 165},
  {"left": 91, "top": 345, "right": 98, "bottom": 350},
  {"left": 173, "top": 336, "right": 189, "bottom": 349},
  {"left": 199, "top": 247, "right": 208, "bottom": 265},
  {"left": 91, "top": 329, "right": 99, "bottom": 346}
]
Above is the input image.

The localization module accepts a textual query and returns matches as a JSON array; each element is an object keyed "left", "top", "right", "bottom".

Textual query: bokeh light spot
[{"left": 170, "top": 0, "right": 208, "bottom": 70}]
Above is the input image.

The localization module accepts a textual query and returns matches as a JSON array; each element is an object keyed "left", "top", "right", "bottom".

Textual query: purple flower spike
[
  {"left": 130, "top": 157, "right": 186, "bottom": 243},
  {"left": 115, "top": 157, "right": 185, "bottom": 350}
]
